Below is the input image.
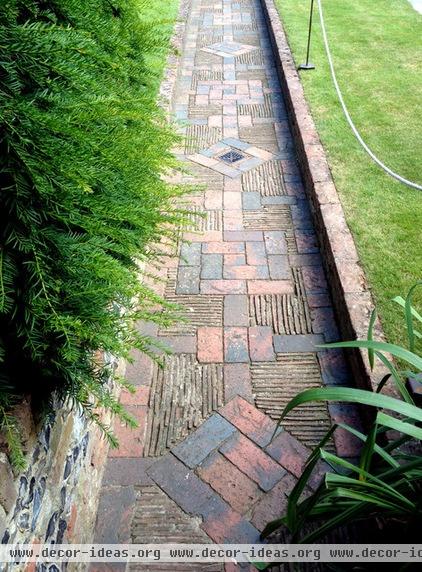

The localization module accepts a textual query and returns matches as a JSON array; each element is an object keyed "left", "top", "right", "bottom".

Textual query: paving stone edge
[{"left": 260, "top": 0, "right": 388, "bottom": 406}]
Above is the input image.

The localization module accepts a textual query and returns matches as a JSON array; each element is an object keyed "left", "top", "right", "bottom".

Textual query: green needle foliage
[
  {"left": 0, "top": 0, "right": 185, "bottom": 465},
  {"left": 257, "top": 284, "right": 422, "bottom": 565}
]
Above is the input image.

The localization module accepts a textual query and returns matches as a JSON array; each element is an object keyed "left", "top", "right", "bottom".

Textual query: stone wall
[{"left": 0, "top": 361, "right": 121, "bottom": 571}]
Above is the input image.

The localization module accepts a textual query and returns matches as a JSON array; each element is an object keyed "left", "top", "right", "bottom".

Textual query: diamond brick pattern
[
  {"left": 94, "top": 0, "right": 362, "bottom": 553},
  {"left": 202, "top": 41, "right": 258, "bottom": 58}
]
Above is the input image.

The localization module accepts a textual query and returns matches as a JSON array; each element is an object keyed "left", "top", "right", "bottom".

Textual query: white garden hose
[{"left": 316, "top": 0, "right": 422, "bottom": 191}]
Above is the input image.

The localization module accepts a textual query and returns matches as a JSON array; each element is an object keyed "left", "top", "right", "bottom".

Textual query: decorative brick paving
[{"left": 92, "top": 0, "right": 364, "bottom": 566}]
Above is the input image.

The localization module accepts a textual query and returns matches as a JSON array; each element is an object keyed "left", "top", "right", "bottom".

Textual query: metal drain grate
[{"left": 219, "top": 150, "right": 245, "bottom": 164}]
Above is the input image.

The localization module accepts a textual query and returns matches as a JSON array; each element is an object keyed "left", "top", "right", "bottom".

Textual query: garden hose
[{"left": 316, "top": 0, "right": 422, "bottom": 191}]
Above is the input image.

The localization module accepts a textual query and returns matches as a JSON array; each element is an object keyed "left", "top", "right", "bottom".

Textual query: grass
[
  {"left": 275, "top": 0, "right": 422, "bottom": 346},
  {"left": 140, "top": 0, "right": 179, "bottom": 91}
]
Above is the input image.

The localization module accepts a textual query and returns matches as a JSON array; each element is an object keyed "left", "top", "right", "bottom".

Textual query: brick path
[{"left": 92, "top": 0, "right": 363, "bottom": 569}]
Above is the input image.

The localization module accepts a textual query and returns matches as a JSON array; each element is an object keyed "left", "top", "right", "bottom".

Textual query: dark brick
[
  {"left": 245, "top": 242, "right": 267, "bottom": 266},
  {"left": 262, "top": 195, "right": 296, "bottom": 205},
  {"left": 157, "top": 335, "right": 197, "bottom": 354},
  {"left": 249, "top": 326, "right": 276, "bottom": 362},
  {"left": 201, "top": 254, "right": 223, "bottom": 279},
  {"left": 311, "top": 307, "right": 340, "bottom": 342},
  {"left": 224, "top": 295, "right": 249, "bottom": 327},
  {"left": 273, "top": 334, "right": 325, "bottom": 353},
  {"left": 264, "top": 231, "right": 287, "bottom": 255},
  {"left": 288, "top": 253, "right": 322, "bottom": 267},
  {"left": 250, "top": 473, "right": 296, "bottom": 531},
  {"left": 308, "top": 460, "right": 334, "bottom": 491},
  {"left": 180, "top": 242, "right": 201, "bottom": 266},
  {"left": 318, "top": 349, "right": 352, "bottom": 386},
  {"left": 171, "top": 414, "right": 236, "bottom": 468},
  {"left": 201, "top": 501, "right": 260, "bottom": 544},
  {"left": 301, "top": 266, "right": 328, "bottom": 294},
  {"left": 242, "top": 192, "right": 261, "bottom": 210},
  {"left": 295, "top": 230, "right": 319, "bottom": 254},
  {"left": 176, "top": 266, "right": 200, "bottom": 294},
  {"left": 102, "top": 458, "right": 154, "bottom": 487},
  {"left": 265, "top": 431, "right": 311, "bottom": 477},
  {"left": 125, "top": 349, "right": 153, "bottom": 386},
  {"left": 291, "top": 201, "right": 314, "bottom": 230},
  {"left": 224, "top": 327, "right": 249, "bottom": 362},
  {"left": 268, "top": 255, "right": 291, "bottom": 279},
  {"left": 147, "top": 453, "right": 221, "bottom": 517},
  {"left": 224, "top": 364, "right": 253, "bottom": 402},
  {"left": 306, "top": 292, "right": 332, "bottom": 308},
  {"left": 224, "top": 231, "right": 263, "bottom": 242},
  {"left": 219, "top": 396, "right": 279, "bottom": 447},
  {"left": 328, "top": 403, "right": 363, "bottom": 458},
  {"left": 93, "top": 486, "right": 135, "bottom": 543},
  {"left": 220, "top": 432, "right": 286, "bottom": 492}
]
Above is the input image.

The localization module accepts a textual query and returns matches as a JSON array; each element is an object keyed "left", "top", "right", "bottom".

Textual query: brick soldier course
[{"left": 92, "top": 0, "right": 363, "bottom": 568}]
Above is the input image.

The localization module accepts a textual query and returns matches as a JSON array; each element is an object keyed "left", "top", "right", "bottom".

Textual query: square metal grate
[{"left": 219, "top": 150, "right": 245, "bottom": 164}]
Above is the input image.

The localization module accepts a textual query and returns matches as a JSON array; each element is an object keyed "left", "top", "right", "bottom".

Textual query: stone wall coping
[{"left": 260, "top": 0, "right": 388, "bottom": 397}]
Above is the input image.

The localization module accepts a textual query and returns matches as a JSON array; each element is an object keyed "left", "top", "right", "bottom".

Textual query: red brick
[
  {"left": 201, "top": 280, "right": 246, "bottom": 294},
  {"left": 265, "top": 431, "right": 311, "bottom": 477},
  {"left": 224, "top": 192, "right": 242, "bottom": 210},
  {"left": 225, "top": 565, "right": 256, "bottom": 572},
  {"left": 224, "top": 327, "right": 249, "bottom": 362},
  {"left": 220, "top": 396, "right": 278, "bottom": 447},
  {"left": 249, "top": 326, "right": 275, "bottom": 362},
  {"left": 224, "top": 211, "right": 244, "bottom": 231},
  {"left": 247, "top": 280, "right": 294, "bottom": 294},
  {"left": 250, "top": 472, "right": 296, "bottom": 531},
  {"left": 120, "top": 386, "right": 149, "bottom": 406},
  {"left": 224, "top": 178, "right": 242, "bottom": 191},
  {"left": 224, "top": 295, "right": 249, "bottom": 327},
  {"left": 197, "top": 452, "right": 261, "bottom": 514},
  {"left": 109, "top": 406, "right": 146, "bottom": 458},
  {"left": 224, "top": 364, "right": 253, "bottom": 402},
  {"left": 246, "top": 242, "right": 267, "bottom": 265},
  {"left": 198, "top": 327, "right": 223, "bottom": 363},
  {"left": 220, "top": 432, "right": 286, "bottom": 491},
  {"left": 125, "top": 349, "right": 153, "bottom": 386},
  {"left": 184, "top": 230, "right": 222, "bottom": 243},
  {"left": 202, "top": 242, "right": 244, "bottom": 254},
  {"left": 224, "top": 253, "right": 246, "bottom": 266},
  {"left": 224, "top": 264, "right": 269, "bottom": 279},
  {"left": 224, "top": 230, "right": 263, "bottom": 242},
  {"left": 205, "top": 189, "right": 223, "bottom": 209},
  {"left": 201, "top": 502, "right": 260, "bottom": 544}
]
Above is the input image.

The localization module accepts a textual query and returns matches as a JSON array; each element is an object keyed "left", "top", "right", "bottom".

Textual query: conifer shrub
[{"left": 0, "top": 0, "right": 184, "bottom": 465}]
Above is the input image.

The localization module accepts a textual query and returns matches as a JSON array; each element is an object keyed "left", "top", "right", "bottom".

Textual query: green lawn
[
  {"left": 275, "top": 0, "right": 422, "bottom": 346},
  {"left": 140, "top": 0, "right": 179, "bottom": 92}
]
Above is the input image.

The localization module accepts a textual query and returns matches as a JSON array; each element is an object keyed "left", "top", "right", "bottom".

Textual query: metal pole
[{"left": 299, "top": 0, "right": 315, "bottom": 70}]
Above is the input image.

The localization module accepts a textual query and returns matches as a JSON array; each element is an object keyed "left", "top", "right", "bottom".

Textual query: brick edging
[{"left": 260, "top": 0, "right": 386, "bottom": 397}]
